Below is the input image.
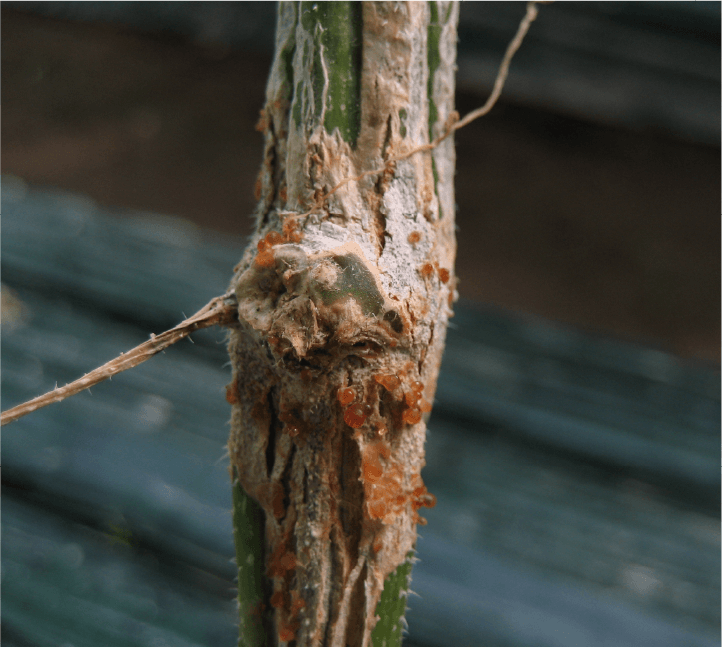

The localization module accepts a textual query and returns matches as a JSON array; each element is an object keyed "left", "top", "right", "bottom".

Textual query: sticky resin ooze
[
  {"left": 399, "top": 379, "right": 432, "bottom": 424},
  {"left": 337, "top": 386, "right": 357, "bottom": 406},
  {"left": 358, "top": 437, "right": 437, "bottom": 526},
  {"left": 407, "top": 231, "right": 422, "bottom": 245},
  {"left": 344, "top": 403, "right": 372, "bottom": 429},
  {"left": 374, "top": 373, "right": 401, "bottom": 393},
  {"left": 254, "top": 229, "right": 298, "bottom": 268}
]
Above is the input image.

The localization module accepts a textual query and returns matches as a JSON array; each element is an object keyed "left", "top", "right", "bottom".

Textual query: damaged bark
[{"left": 227, "top": 3, "right": 459, "bottom": 645}]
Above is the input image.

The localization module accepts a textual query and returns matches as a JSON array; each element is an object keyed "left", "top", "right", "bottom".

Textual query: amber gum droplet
[
  {"left": 265, "top": 231, "right": 284, "bottom": 246},
  {"left": 279, "top": 552, "right": 296, "bottom": 571},
  {"left": 368, "top": 500, "right": 387, "bottom": 518},
  {"left": 255, "top": 249, "right": 276, "bottom": 267},
  {"left": 419, "top": 398, "right": 433, "bottom": 413},
  {"left": 408, "top": 231, "right": 421, "bottom": 244},
  {"left": 378, "top": 441, "right": 391, "bottom": 459},
  {"left": 270, "top": 591, "right": 286, "bottom": 608},
  {"left": 411, "top": 381, "right": 424, "bottom": 394},
  {"left": 290, "top": 593, "right": 305, "bottom": 614},
  {"left": 420, "top": 263, "right": 434, "bottom": 278},
  {"left": 337, "top": 387, "right": 356, "bottom": 406},
  {"left": 404, "top": 391, "right": 420, "bottom": 407},
  {"left": 363, "top": 461, "right": 383, "bottom": 483},
  {"left": 344, "top": 403, "right": 370, "bottom": 428},
  {"left": 402, "top": 407, "right": 422, "bottom": 424},
  {"left": 225, "top": 384, "right": 238, "bottom": 405},
  {"left": 257, "top": 239, "right": 270, "bottom": 252},
  {"left": 374, "top": 374, "right": 401, "bottom": 391},
  {"left": 439, "top": 267, "right": 450, "bottom": 283}
]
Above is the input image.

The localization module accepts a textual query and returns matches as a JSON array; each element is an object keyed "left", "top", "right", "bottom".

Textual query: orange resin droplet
[
  {"left": 255, "top": 249, "right": 275, "bottom": 268},
  {"left": 368, "top": 500, "right": 387, "bottom": 519},
  {"left": 419, "top": 398, "right": 433, "bottom": 413},
  {"left": 363, "top": 461, "right": 383, "bottom": 483},
  {"left": 438, "top": 267, "right": 450, "bottom": 283},
  {"left": 378, "top": 441, "right": 391, "bottom": 460},
  {"left": 279, "top": 552, "right": 296, "bottom": 571},
  {"left": 290, "top": 592, "right": 305, "bottom": 614},
  {"left": 278, "top": 409, "right": 295, "bottom": 424},
  {"left": 279, "top": 627, "right": 295, "bottom": 642},
  {"left": 420, "top": 263, "right": 434, "bottom": 278},
  {"left": 265, "top": 231, "right": 284, "bottom": 246},
  {"left": 374, "top": 374, "right": 401, "bottom": 392},
  {"left": 270, "top": 591, "right": 286, "bottom": 608},
  {"left": 344, "top": 403, "right": 371, "bottom": 428},
  {"left": 402, "top": 407, "right": 422, "bottom": 425},
  {"left": 272, "top": 487, "right": 285, "bottom": 519},
  {"left": 411, "top": 381, "right": 424, "bottom": 394},
  {"left": 407, "top": 231, "right": 421, "bottom": 244},
  {"left": 225, "top": 383, "right": 239, "bottom": 405},
  {"left": 337, "top": 387, "right": 357, "bottom": 406},
  {"left": 404, "top": 391, "right": 420, "bottom": 407},
  {"left": 257, "top": 239, "right": 270, "bottom": 252}
]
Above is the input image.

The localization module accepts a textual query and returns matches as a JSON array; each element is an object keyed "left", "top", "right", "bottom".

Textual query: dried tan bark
[{"left": 226, "top": 3, "right": 458, "bottom": 646}]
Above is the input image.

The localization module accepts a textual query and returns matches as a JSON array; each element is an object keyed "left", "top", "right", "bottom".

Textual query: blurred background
[{"left": 2, "top": 2, "right": 719, "bottom": 647}]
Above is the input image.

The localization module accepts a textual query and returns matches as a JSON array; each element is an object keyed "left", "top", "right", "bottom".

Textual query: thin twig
[{"left": 1, "top": 292, "right": 238, "bottom": 426}]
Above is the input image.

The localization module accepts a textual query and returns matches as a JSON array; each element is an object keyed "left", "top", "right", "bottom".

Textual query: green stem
[
  {"left": 233, "top": 481, "right": 269, "bottom": 647},
  {"left": 299, "top": 1, "right": 362, "bottom": 144},
  {"left": 371, "top": 551, "right": 416, "bottom": 647}
]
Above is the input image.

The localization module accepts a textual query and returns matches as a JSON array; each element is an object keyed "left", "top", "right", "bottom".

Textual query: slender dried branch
[{"left": 1, "top": 292, "right": 238, "bottom": 426}]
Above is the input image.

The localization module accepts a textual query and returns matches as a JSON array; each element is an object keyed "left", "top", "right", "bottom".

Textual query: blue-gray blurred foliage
[{"left": 2, "top": 176, "right": 719, "bottom": 646}]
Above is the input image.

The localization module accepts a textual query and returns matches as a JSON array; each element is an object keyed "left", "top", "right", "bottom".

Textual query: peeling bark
[{"left": 227, "top": 3, "right": 458, "bottom": 645}]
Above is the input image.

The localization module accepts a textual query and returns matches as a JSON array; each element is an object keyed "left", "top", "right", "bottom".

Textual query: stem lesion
[{"left": 2, "top": 2, "right": 543, "bottom": 430}]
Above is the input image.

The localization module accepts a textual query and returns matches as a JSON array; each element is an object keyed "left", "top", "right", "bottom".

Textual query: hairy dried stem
[{"left": 1, "top": 293, "right": 238, "bottom": 426}]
